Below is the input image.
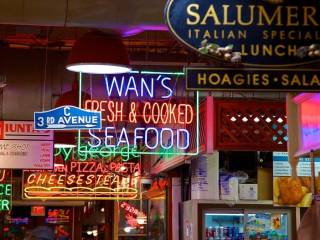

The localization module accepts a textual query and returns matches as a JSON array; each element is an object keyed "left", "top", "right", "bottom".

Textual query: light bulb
[
  {"left": 124, "top": 227, "right": 131, "bottom": 233},
  {"left": 100, "top": 207, "right": 105, "bottom": 212},
  {"left": 87, "top": 230, "right": 92, "bottom": 235},
  {"left": 67, "top": 64, "right": 131, "bottom": 74}
]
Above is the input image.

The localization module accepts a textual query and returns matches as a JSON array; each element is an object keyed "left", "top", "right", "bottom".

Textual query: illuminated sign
[
  {"left": 0, "top": 170, "right": 11, "bottom": 211},
  {"left": 186, "top": 68, "right": 320, "bottom": 91},
  {"left": 31, "top": 206, "right": 46, "bottom": 216},
  {"left": 46, "top": 208, "right": 70, "bottom": 224},
  {"left": 6, "top": 217, "right": 29, "bottom": 225},
  {"left": 0, "top": 121, "right": 53, "bottom": 140},
  {"left": 79, "top": 73, "right": 199, "bottom": 156},
  {"left": 34, "top": 106, "right": 102, "bottom": 130},
  {"left": 22, "top": 161, "right": 140, "bottom": 200},
  {"left": 165, "top": 0, "right": 320, "bottom": 67},
  {"left": 120, "top": 202, "right": 147, "bottom": 227},
  {"left": 55, "top": 145, "right": 139, "bottom": 162}
]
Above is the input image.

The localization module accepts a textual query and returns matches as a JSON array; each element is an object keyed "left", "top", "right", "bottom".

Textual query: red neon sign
[
  {"left": 120, "top": 202, "right": 147, "bottom": 227},
  {"left": 23, "top": 161, "right": 141, "bottom": 200},
  {"left": 85, "top": 100, "right": 194, "bottom": 125},
  {"left": 31, "top": 206, "right": 45, "bottom": 216}
]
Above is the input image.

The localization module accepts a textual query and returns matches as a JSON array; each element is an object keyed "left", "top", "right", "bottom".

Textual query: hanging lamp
[{"left": 66, "top": 31, "right": 131, "bottom": 74}]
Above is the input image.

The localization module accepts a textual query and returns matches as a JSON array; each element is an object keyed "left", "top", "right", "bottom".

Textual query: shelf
[
  {"left": 118, "top": 234, "right": 147, "bottom": 237},
  {"left": 187, "top": 199, "right": 274, "bottom": 205}
]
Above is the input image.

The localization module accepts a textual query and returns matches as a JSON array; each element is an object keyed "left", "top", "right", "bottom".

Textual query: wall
[{"left": 0, "top": 48, "right": 74, "bottom": 120}]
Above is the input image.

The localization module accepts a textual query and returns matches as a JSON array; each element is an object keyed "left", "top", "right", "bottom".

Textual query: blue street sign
[{"left": 34, "top": 106, "right": 102, "bottom": 130}]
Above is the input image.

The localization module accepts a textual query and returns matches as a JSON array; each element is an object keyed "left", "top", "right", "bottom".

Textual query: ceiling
[{"left": 0, "top": 0, "right": 167, "bottom": 35}]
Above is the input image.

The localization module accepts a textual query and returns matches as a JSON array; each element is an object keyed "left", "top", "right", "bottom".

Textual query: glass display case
[
  {"left": 204, "top": 211, "right": 244, "bottom": 240},
  {"left": 204, "top": 210, "right": 289, "bottom": 240},
  {"left": 182, "top": 200, "right": 295, "bottom": 240}
]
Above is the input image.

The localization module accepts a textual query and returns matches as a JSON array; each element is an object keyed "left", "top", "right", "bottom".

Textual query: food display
[
  {"left": 273, "top": 152, "right": 320, "bottom": 207},
  {"left": 273, "top": 176, "right": 313, "bottom": 207}
]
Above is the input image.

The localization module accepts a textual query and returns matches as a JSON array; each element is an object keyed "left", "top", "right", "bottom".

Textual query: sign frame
[
  {"left": 34, "top": 105, "right": 102, "bottom": 130},
  {"left": 185, "top": 67, "right": 320, "bottom": 92},
  {"left": 165, "top": 0, "right": 320, "bottom": 67}
]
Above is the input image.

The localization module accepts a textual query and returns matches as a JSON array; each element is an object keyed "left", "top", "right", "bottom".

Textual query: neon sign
[
  {"left": 6, "top": 217, "right": 29, "bottom": 225},
  {"left": 55, "top": 145, "right": 139, "bottom": 162},
  {"left": 78, "top": 73, "right": 200, "bottom": 156},
  {"left": 120, "top": 202, "right": 147, "bottom": 227},
  {"left": 22, "top": 161, "right": 140, "bottom": 200},
  {"left": 46, "top": 208, "right": 70, "bottom": 224},
  {"left": 0, "top": 170, "right": 11, "bottom": 211}
]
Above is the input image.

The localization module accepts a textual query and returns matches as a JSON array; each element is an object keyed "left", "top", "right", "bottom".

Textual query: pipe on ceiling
[{"left": 0, "top": 0, "right": 168, "bottom": 36}]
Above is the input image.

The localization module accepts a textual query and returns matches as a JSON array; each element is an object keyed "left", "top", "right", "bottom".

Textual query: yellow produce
[{"left": 298, "top": 193, "right": 312, "bottom": 207}]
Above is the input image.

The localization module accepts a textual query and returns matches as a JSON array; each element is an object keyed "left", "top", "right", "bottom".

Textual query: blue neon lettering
[
  {"left": 141, "top": 77, "right": 153, "bottom": 98},
  {"left": 134, "top": 127, "right": 145, "bottom": 146},
  {"left": 88, "top": 130, "right": 102, "bottom": 148},
  {"left": 118, "top": 127, "right": 130, "bottom": 146},
  {"left": 105, "top": 127, "right": 115, "bottom": 147},
  {"left": 125, "top": 76, "right": 139, "bottom": 97},
  {"left": 161, "top": 76, "right": 173, "bottom": 99},
  {"left": 105, "top": 76, "right": 124, "bottom": 97},
  {"left": 145, "top": 127, "right": 159, "bottom": 150},
  {"left": 177, "top": 129, "right": 190, "bottom": 150},
  {"left": 160, "top": 128, "right": 174, "bottom": 150}
]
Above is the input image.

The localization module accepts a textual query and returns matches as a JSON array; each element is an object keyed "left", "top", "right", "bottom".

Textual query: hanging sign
[
  {"left": 0, "top": 140, "right": 53, "bottom": 169},
  {"left": 0, "top": 121, "right": 53, "bottom": 140},
  {"left": 186, "top": 68, "right": 320, "bottom": 91},
  {"left": 79, "top": 73, "right": 199, "bottom": 157},
  {"left": 22, "top": 161, "right": 141, "bottom": 200},
  {"left": 165, "top": 0, "right": 320, "bottom": 67},
  {"left": 34, "top": 106, "right": 102, "bottom": 130},
  {"left": 55, "top": 145, "right": 139, "bottom": 162}
]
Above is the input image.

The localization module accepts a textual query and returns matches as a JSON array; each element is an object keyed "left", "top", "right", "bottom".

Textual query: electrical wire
[{"left": 41, "top": 27, "right": 49, "bottom": 111}]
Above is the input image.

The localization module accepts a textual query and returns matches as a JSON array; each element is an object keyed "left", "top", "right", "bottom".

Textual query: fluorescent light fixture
[
  {"left": 66, "top": 64, "right": 131, "bottom": 74},
  {"left": 205, "top": 213, "right": 244, "bottom": 216},
  {"left": 54, "top": 143, "right": 76, "bottom": 149}
]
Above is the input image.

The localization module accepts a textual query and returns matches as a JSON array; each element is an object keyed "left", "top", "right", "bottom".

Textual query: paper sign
[
  {"left": 273, "top": 152, "right": 316, "bottom": 207},
  {"left": 0, "top": 140, "right": 53, "bottom": 169},
  {"left": 0, "top": 121, "right": 53, "bottom": 140}
]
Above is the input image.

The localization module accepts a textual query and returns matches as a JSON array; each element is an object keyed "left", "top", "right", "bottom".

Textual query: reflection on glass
[
  {"left": 204, "top": 212, "right": 244, "bottom": 240},
  {"left": 246, "top": 213, "right": 288, "bottom": 240}
]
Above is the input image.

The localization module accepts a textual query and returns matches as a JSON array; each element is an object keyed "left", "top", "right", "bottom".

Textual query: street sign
[{"left": 34, "top": 106, "right": 102, "bottom": 130}]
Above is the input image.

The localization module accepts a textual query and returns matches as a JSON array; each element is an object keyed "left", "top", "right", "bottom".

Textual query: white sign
[
  {"left": 273, "top": 152, "right": 320, "bottom": 177},
  {"left": 191, "top": 152, "right": 219, "bottom": 200},
  {"left": 0, "top": 140, "right": 53, "bottom": 169},
  {"left": 0, "top": 121, "right": 53, "bottom": 140}
]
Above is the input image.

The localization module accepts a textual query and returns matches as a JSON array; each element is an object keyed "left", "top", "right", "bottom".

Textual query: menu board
[{"left": 273, "top": 152, "right": 320, "bottom": 207}]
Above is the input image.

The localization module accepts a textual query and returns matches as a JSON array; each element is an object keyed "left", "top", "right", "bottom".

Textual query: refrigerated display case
[{"left": 181, "top": 200, "right": 296, "bottom": 240}]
